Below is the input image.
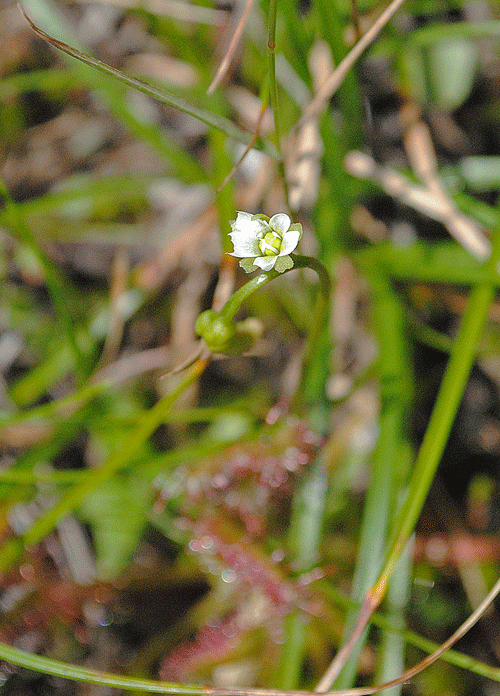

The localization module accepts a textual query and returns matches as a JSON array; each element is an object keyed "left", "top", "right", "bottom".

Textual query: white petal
[
  {"left": 231, "top": 212, "right": 268, "bottom": 238},
  {"left": 280, "top": 228, "right": 301, "bottom": 255},
  {"left": 253, "top": 255, "right": 277, "bottom": 271},
  {"left": 229, "top": 232, "right": 261, "bottom": 257},
  {"left": 229, "top": 211, "right": 271, "bottom": 257},
  {"left": 234, "top": 211, "right": 253, "bottom": 222},
  {"left": 269, "top": 213, "right": 291, "bottom": 236}
]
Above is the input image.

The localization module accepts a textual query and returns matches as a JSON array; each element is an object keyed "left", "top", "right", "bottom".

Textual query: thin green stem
[
  {"left": 267, "top": 0, "right": 279, "bottom": 147},
  {"left": 292, "top": 255, "right": 331, "bottom": 302},
  {"left": 266, "top": 0, "right": 289, "bottom": 203},
  {"left": 292, "top": 256, "right": 332, "bottom": 412},
  {"left": 220, "top": 270, "right": 281, "bottom": 321},
  {"left": 220, "top": 255, "right": 331, "bottom": 323}
]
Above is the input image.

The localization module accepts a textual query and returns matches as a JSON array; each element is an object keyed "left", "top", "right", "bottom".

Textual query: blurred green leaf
[
  {"left": 459, "top": 156, "right": 500, "bottom": 190},
  {"left": 428, "top": 37, "right": 478, "bottom": 110},
  {"left": 80, "top": 475, "right": 152, "bottom": 580}
]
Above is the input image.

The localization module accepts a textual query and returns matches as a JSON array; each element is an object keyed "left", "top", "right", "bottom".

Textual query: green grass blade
[
  {"left": 374, "top": 225, "right": 500, "bottom": 603},
  {"left": 20, "top": 2, "right": 278, "bottom": 162},
  {"left": 0, "top": 176, "right": 88, "bottom": 381},
  {"left": 334, "top": 267, "right": 412, "bottom": 689},
  {"left": 0, "top": 642, "right": 209, "bottom": 694},
  {"left": 20, "top": 0, "right": 206, "bottom": 181}
]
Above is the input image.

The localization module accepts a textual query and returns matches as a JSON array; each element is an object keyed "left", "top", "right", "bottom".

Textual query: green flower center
[{"left": 259, "top": 231, "right": 282, "bottom": 257}]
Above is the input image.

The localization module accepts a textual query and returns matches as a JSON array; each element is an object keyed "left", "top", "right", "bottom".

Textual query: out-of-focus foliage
[{"left": 1, "top": 0, "right": 500, "bottom": 695}]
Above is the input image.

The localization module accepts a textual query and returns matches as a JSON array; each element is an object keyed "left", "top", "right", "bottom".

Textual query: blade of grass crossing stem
[
  {"left": 209, "top": 126, "right": 236, "bottom": 253},
  {"left": 0, "top": 176, "right": 87, "bottom": 382},
  {"left": 0, "top": 358, "right": 209, "bottom": 575},
  {"left": 21, "top": 0, "right": 204, "bottom": 181},
  {"left": 375, "top": 533, "right": 414, "bottom": 696},
  {"left": 21, "top": 0, "right": 279, "bottom": 167},
  {"left": 318, "top": 231, "right": 500, "bottom": 690},
  {"left": 327, "top": 269, "right": 412, "bottom": 691}
]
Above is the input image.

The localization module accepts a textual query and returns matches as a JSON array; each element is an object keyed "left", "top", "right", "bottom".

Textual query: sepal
[
  {"left": 239, "top": 258, "right": 258, "bottom": 273},
  {"left": 274, "top": 255, "right": 294, "bottom": 273}
]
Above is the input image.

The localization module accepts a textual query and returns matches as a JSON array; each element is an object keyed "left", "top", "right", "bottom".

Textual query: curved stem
[
  {"left": 218, "top": 255, "right": 331, "bottom": 414},
  {"left": 219, "top": 255, "right": 330, "bottom": 327},
  {"left": 220, "top": 269, "right": 281, "bottom": 321},
  {"left": 292, "top": 254, "right": 331, "bottom": 298}
]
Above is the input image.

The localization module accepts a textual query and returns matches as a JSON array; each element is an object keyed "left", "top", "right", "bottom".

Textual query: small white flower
[{"left": 228, "top": 212, "right": 302, "bottom": 273}]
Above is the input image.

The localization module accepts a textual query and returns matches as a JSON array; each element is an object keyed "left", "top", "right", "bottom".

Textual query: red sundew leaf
[
  {"left": 189, "top": 517, "right": 298, "bottom": 610},
  {"left": 158, "top": 613, "right": 242, "bottom": 681},
  {"left": 155, "top": 418, "right": 321, "bottom": 537}
]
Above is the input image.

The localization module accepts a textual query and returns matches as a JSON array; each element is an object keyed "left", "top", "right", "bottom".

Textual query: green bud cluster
[{"left": 195, "top": 310, "right": 262, "bottom": 355}]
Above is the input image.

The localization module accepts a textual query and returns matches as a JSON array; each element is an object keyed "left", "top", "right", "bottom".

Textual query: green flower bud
[
  {"left": 194, "top": 309, "right": 217, "bottom": 337},
  {"left": 195, "top": 311, "right": 263, "bottom": 356},
  {"left": 259, "top": 231, "right": 282, "bottom": 257},
  {"left": 195, "top": 310, "right": 235, "bottom": 353}
]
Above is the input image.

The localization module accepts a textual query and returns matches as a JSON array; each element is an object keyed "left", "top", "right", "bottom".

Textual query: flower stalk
[{"left": 195, "top": 211, "right": 331, "bottom": 411}]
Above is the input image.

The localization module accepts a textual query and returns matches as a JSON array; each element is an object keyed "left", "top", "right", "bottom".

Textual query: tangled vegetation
[{"left": 1, "top": 0, "right": 500, "bottom": 694}]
